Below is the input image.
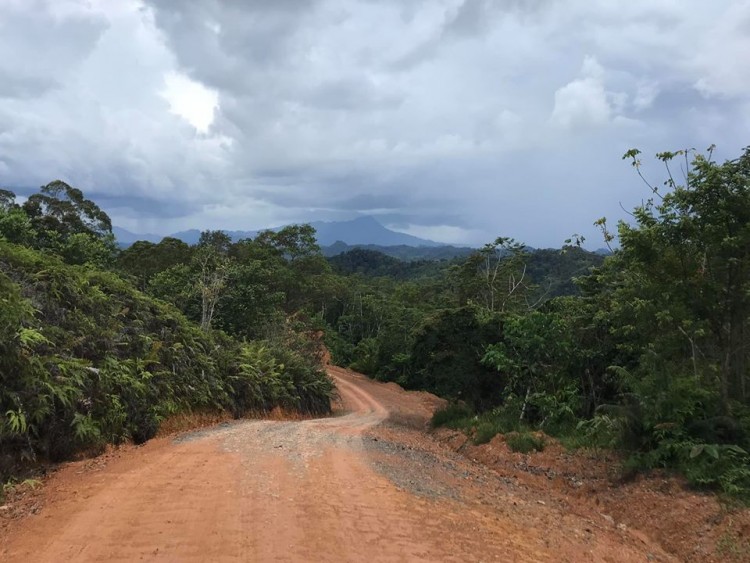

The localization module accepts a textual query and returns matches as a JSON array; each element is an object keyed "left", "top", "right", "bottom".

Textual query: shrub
[
  {"left": 506, "top": 432, "right": 546, "bottom": 453},
  {"left": 473, "top": 421, "right": 504, "bottom": 445},
  {"left": 431, "top": 403, "right": 474, "bottom": 429}
]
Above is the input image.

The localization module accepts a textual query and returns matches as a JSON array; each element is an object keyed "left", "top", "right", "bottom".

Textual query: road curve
[{"left": 0, "top": 367, "right": 673, "bottom": 562}]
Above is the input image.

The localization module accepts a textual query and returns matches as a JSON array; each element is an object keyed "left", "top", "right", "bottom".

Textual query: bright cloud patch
[
  {"left": 161, "top": 71, "right": 219, "bottom": 133},
  {"left": 551, "top": 56, "right": 617, "bottom": 129}
]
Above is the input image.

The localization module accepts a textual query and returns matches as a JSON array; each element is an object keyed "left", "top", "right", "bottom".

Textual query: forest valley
[{"left": 1, "top": 146, "right": 749, "bottom": 503}]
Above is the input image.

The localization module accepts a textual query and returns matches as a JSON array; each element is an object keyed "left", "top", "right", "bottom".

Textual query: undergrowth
[
  {"left": 0, "top": 241, "right": 334, "bottom": 480},
  {"left": 432, "top": 403, "right": 548, "bottom": 449},
  {"left": 433, "top": 400, "right": 750, "bottom": 503},
  {"left": 430, "top": 403, "right": 474, "bottom": 429},
  {"left": 505, "top": 432, "right": 546, "bottom": 453}
]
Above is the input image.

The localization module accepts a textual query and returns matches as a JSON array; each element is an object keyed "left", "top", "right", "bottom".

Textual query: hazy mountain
[
  {"left": 116, "top": 216, "right": 442, "bottom": 248},
  {"left": 166, "top": 229, "right": 205, "bottom": 245},
  {"left": 112, "top": 226, "right": 162, "bottom": 245},
  {"left": 307, "top": 216, "right": 440, "bottom": 247}
]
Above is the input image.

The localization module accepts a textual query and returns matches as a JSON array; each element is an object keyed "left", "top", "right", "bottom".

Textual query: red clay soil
[
  {"left": 0, "top": 367, "right": 747, "bottom": 561},
  {"left": 435, "top": 429, "right": 750, "bottom": 562}
]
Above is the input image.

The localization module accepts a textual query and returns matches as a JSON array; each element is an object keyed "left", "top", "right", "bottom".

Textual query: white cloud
[
  {"left": 552, "top": 75, "right": 613, "bottom": 129},
  {"left": 161, "top": 71, "right": 219, "bottom": 132},
  {"left": 551, "top": 56, "right": 627, "bottom": 129}
]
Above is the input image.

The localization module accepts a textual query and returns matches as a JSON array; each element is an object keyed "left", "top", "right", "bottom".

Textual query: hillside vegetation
[
  {"left": 0, "top": 183, "right": 333, "bottom": 480},
  {"left": 2, "top": 146, "right": 748, "bottom": 503},
  {"left": 422, "top": 148, "right": 750, "bottom": 501}
]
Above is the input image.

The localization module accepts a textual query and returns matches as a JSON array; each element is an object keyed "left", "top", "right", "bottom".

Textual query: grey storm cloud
[{"left": 1, "top": 0, "right": 749, "bottom": 245}]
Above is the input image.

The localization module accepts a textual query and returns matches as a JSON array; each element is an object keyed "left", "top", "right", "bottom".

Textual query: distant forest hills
[
  {"left": 328, "top": 246, "right": 605, "bottom": 297},
  {"left": 114, "top": 217, "right": 612, "bottom": 262},
  {"left": 320, "top": 242, "right": 475, "bottom": 260},
  {"left": 114, "top": 216, "right": 444, "bottom": 250}
]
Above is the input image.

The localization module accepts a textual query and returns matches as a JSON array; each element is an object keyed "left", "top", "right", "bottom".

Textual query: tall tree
[
  {"left": 19, "top": 180, "right": 116, "bottom": 265},
  {"left": 616, "top": 147, "right": 750, "bottom": 410},
  {"left": 117, "top": 237, "right": 193, "bottom": 289},
  {"left": 452, "top": 237, "right": 533, "bottom": 313},
  {"left": 0, "top": 189, "right": 35, "bottom": 245},
  {"left": 195, "top": 230, "right": 232, "bottom": 331},
  {"left": 23, "top": 180, "right": 112, "bottom": 239}
]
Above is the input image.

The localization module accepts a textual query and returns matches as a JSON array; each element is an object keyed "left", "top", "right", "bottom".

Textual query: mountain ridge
[{"left": 115, "top": 216, "right": 444, "bottom": 248}]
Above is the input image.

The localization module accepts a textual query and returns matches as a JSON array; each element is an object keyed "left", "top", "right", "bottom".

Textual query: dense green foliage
[
  {"left": 505, "top": 432, "right": 546, "bottom": 453},
  {"left": 321, "top": 241, "right": 475, "bottom": 261},
  {"left": 428, "top": 147, "right": 750, "bottom": 500},
  {"left": 0, "top": 184, "right": 333, "bottom": 480},
  {"left": 328, "top": 248, "right": 452, "bottom": 280}
]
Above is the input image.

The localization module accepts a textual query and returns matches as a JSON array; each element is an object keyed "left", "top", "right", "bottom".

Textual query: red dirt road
[{"left": 1, "top": 367, "right": 676, "bottom": 562}]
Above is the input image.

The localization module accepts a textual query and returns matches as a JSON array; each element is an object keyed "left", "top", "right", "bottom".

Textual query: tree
[
  {"left": 215, "top": 260, "right": 286, "bottom": 339},
  {"left": 194, "top": 230, "right": 232, "bottom": 331},
  {"left": 407, "top": 306, "right": 503, "bottom": 409},
  {"left": 254, "top": 224, "right": 319, "bottom": 261},
  {"left": 23, "top": 180, "right": 112, "bottom": 239},
  {"left": 0, "top": 189, "right": 36, "bottom": 246},
  {"left": 452, "top": 237, "right": 533, "bottom": 313},
  {"left": 483, "top": 308, "right": 579, "bottom": 427},
  {"left": 19, "top": 180, "right": 116, "bottom": 265},
  {"left": 117, "top": 237, "right": 193, "bottom": 289},
  {"left": 253, "top": 225, "right": 331, "bottom": 312},
  {"left": 0, "top": 189, "right": 17, "bottom": 211},
  {"left": 614, "top": 147, "right": 750, "bottom": 412}
]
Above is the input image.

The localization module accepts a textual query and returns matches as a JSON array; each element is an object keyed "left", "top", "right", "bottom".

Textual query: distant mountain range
[
  {"left": 113, "top": 217, "right": 613, "bottom": 261},
  {"left": 114, "top": 216, "right": 443, "bottom": 249}
]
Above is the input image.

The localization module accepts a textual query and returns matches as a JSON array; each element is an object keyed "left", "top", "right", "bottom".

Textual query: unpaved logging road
[{"left": 1, "top": 367, "right": 674, "bottom": 562}]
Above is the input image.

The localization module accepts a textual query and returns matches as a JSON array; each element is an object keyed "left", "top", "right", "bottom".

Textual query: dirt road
[{"left": 1, "top": 367, "right": 674, "bottom": 562}]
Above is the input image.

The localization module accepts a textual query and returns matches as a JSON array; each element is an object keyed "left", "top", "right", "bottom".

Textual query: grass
[
  {"left": 717, "top": 526, "right": 750, "bottom": 561},
  {"left": 434, "top": 402, "right": 595, "bottom": 454},
  {"left": 474, "top": 418, "right": 512, "bottom": 445},
  {"left": 506, "top": 432, "right": 546, "bottom": 453},
  {"left": 430, "top": 403, "right": 475, "bottom": 430},
  {"left": 432, "top": 404, "right": 550, "bottom": 450},
  {"left": 1, "top": 478, "right": 41, "bottom": 503}
]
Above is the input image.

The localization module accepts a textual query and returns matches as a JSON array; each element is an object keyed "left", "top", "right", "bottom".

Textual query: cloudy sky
[{"left": 1, "top": 0, "right": 748, "bottom": 247}]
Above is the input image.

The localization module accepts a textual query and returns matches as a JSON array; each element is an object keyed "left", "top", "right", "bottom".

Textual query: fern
[{"left": 4, "top": 409, "right": 28, "bottom": 434}]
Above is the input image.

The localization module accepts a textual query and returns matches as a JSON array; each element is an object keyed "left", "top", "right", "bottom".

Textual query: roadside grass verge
[
  {"left": 505, "top": 432, "right": 546, "bottom": 453},
  {"left": 432, "top": 404, "right": 576, "bottom": 451},
  {"left": 432, "top": 404, "right": 550, "bottom": 448}
]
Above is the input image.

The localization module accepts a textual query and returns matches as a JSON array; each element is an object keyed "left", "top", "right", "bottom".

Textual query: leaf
[
  {"left": 5, "top": 410, "right": 28, "bottom": 434},
  {"left": 17, "top": 327, "right": 51, "bottom": 348}
]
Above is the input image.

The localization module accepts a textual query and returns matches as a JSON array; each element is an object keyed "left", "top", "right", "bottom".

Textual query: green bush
[
  {"left": 506, "top": 432, "right": 546, "bottom": 453},
  {"left": 468, "top": 405, "right": 527, "bottom": 445},
  {"left": 473, "top": 422, "right": 503, "bottom": 445},
  {"left": 431, "top": 403, "right": 474, "bottom": 429}
]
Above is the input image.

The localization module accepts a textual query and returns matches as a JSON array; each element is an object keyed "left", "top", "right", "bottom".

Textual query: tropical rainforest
[{"left": 1, "top": 146, "right": 749, "bottom": 501}]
